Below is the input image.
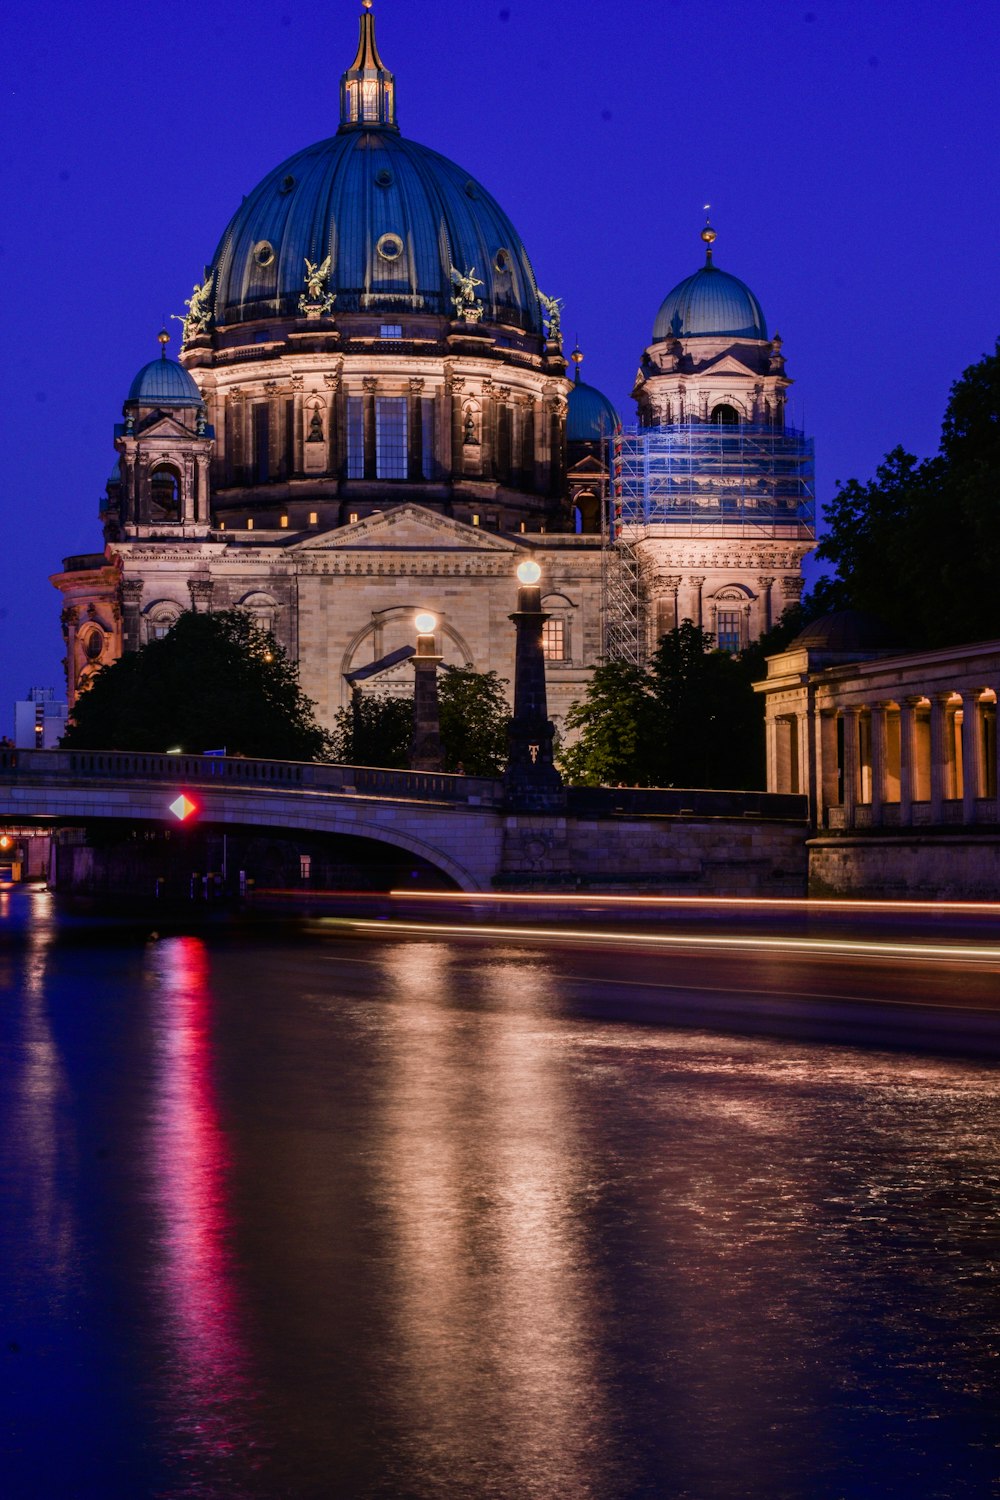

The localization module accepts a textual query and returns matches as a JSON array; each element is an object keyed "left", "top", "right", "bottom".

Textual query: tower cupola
[{"left": 339, "top": 1, "right": 397, "bottom": 132}]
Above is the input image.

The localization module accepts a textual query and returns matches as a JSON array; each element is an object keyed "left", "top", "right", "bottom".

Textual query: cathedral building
[{"left": 52, "top": 3, "right": 814, "bottom": 740}]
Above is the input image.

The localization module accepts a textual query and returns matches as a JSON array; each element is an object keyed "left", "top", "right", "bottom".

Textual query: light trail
[
  {"left": 332, "top": 918, "right": 1000, "bottom": 965},
  {"left": 388, "top": 890, "right": 1000, "bottom": 916}
]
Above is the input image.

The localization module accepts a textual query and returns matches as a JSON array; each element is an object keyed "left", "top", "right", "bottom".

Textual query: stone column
[
  {"left": 961, "top": 690, "right": 986, "bottom": 823},
  {"left": 897, "top": 696, "right": 920, "bottom": 826},
  {"left": 503, "top": 563, "right": 564, "bottom": 812},
  {"left": 408, "top": 379, "right": 425, "bottom": 482},
  {"left": 841, "top": 707, "right": 860, "bottom": 829},
  {"left": 686, "top": 575, "right": 705, "bottom": 629},
  {"left": 757, "top": 576, "right": 775, "bottom": 634},
  {"left": 291, "top": 381, "right": 304, "bottom": 477},
  {"left": 929, "top": 693, "right": 951, "bottom": 823},
  {"left": 870, "top": 701, "right": 889, "bottom": 825},
  {"left": 410, "top": 624, "right": 443, "bottom": 772},
  {"left": 817, "top": 707, "right": 839, "bottom": 828}
]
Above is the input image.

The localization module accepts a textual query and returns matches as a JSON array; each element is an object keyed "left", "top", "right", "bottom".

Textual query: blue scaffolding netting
[{"left": 610, "top": 422, "right": 816, "bottom": 538}]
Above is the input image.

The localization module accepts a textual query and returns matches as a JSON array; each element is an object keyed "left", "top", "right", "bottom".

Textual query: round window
[
  {"left": 464, "top": 179, "right": 478, "bottom": 199},
  {"left": 376, "top": 232, "right": 404, "bottom": 262},
  {"left": 84, "top": 630, "right": 104, "bottom": 661},
  {"left": 375, "top": 167, "right": 394, "bottom": 188},
  {"left": 279, "top": 175, "right": 296, "bottom": 195},
  {"left": 253, "top": 240, "right": 275, "bottom": 267}
]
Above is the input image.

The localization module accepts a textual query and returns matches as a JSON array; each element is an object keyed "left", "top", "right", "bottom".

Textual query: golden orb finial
[
  {"left": 362, "top": 0, "right": 372, "bottom": 8},
  {"left": 157, "top": 326, "right": 170, "bottom": 358},
  {"left": 700, "top": 212, "right": 717, "bottom": 263}
]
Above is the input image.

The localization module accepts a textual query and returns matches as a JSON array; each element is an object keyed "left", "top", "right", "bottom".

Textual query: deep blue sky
[{"left": 3, "top": 0, "right": 998, "bottom": 732}]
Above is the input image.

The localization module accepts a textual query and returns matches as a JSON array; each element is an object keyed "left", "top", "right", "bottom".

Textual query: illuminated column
[
  {"left": 757, "top": 576, "right": 775, "bottom": 634},
  {"left": 870, "top": 701, "right": 889, "bottom": 825},
  {"left": 363, "top": 378, "right": 378, "bottom": 479},
  {"left": 961, "top": 690, "right": 986, "bottom": 823},
  {"left": 897, "top": 696, "right": 920, "bottom": 826},
  {"left": 409, "top": 613, "right": 443, "bottom": 772},
  {"left": 686, "top": 575, "right": 705, "bottom": 629},
  {"left": 841, "top": 707, "right": 860, "bottom": 829},
  {"left": 929, "top": 693, "right": 950, "bottom": 822},
  {"left": 817, "top": 707, "right": 839, "bottom": 829},
  {"left": 503, "top": 560, "right": 565, "bottom": 811}
]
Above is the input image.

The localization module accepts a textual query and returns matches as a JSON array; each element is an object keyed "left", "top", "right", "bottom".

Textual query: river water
[{"left": 2, "top": 885, "right": 998, "bottom": 1499}]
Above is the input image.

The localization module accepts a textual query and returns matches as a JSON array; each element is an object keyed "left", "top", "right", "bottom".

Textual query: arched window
[
  {"left": 711, "top": 403, "right": 740, "bottom": 426},
  {"left": 144, "top": 601, "right": 183, "bottom": 643},
  {"left": 150, "top": 465, "right": 180, "bottom": 515}
]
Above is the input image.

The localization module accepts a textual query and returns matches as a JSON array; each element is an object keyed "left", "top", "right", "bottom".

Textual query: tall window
[
  {"left": 716, "top": 609, "right": 741, "bottom": 653},
  {"left": 376, "top": 397, "right": 407, "bottom": 479},
  {"left": 542, "top": 618, "right": 566, "bottom": 661},
  {"left": 150, "top": 465, "right": 180, "bottom": 515},
  {"left": 346, "top": 396, "right": 364, "bottom": 478},
  {"left": 252, "top": 403, "right": 270, "bottom": 483}
]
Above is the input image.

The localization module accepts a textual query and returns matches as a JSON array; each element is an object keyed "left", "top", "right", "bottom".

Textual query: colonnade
[{"left": 771, "top": 685, "right": 999, "bottom": 830}]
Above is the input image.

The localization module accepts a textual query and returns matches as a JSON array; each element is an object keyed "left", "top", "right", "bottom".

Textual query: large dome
[
  {"left": 208, "top": 130, "right": 545, "bottom": 335},
  {"left": 126, "top": 354, "right": 203, "bottom": 408},
  {"left": 653, "top": 263, "right": 767, "bottom": 343}
]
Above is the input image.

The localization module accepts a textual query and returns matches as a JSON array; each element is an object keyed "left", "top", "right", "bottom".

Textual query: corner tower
[{"left": 609, "top": 223, "right": 815, "bottom": 658}]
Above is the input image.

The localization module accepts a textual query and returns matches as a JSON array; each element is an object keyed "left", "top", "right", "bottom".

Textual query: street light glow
[
  {"left": 414, "top": 611, "right": 437, "bottom": 634},
  {"left": 517, "top": 560, "right": 541, "bottom": 585}
]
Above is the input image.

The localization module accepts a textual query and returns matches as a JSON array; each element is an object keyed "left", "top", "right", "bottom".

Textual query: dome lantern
[{"left": 339, "top": 1, "right": 397, "bottom": 133}]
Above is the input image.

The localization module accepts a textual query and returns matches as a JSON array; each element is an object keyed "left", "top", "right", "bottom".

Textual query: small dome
[
  {"left": 127, "top": 357, "right": 203, "bottom": 408},
  {"left": 791, "top": 610, "right": 898, "bottom": 654},
  {"left": 567, "top": 378, "right": 619, "bottom": 442},
  {"left": 653, "top": 263, "right": 767, "bottom": 343}
]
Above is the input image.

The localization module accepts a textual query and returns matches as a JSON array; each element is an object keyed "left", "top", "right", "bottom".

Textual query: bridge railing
[{"left": 0, "top": 748, "right": 505, "bottom": 807}]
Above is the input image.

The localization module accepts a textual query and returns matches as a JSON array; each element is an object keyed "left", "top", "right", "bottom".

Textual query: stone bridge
[{"left": 0, "top": 748, "right": 809, "bottom": 896}]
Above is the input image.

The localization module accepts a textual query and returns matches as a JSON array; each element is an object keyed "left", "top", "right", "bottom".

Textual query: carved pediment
[
  {"left": 696, "top": 353, "right": 761, "bottom": 379},
  {"left": 128, "top": 412, "right": 202, "bottom": 442},
  {"left": 292, "top": 503, "right": 517, "bottom": 553}
]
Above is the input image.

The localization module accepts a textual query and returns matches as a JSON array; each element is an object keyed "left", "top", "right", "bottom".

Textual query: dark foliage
[
  {"left": 329, "top": 667, "right": 510, "bottom": 774},
  {"left": 816, "top": 339, "right": 1000, "bottom": 647},
  {"left": 330, "top": 692, "right": 413, "bottom": 769},
  {"left": 62, "top": 610, "right": 331, "bottom": 760}
]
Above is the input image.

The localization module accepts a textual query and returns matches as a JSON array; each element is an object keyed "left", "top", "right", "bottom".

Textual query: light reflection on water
[{"left": 1, "top": 891, "right": 998, "bottom": 1499}]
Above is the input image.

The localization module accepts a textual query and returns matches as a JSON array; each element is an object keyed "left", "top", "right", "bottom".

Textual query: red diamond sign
[{"left": 169, "top": 794, "right": 197, "bottom": 822}]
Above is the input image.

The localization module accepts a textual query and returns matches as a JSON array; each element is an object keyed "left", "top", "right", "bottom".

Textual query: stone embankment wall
[
  {"left": 809, "top": 834, "right": 1000, "bottom": 900},
  {"left": 500, "top": 815, "right": 808, "bottom": 896}
]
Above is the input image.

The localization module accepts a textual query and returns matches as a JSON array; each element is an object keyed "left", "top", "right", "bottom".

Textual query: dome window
[
  {"left": 464, "top": 180, "right": 478, "bottom": 199},
  {"left": 253, "top": 240, "right": 275, "bottom": 268},
  {"left": 376, "top": 232, "right": 404, "bottom": 262},
  {"left": 494, "top": 248, "right": 511, "bottom": 273},
  {"left": 279, "top": 175, "right": 296, "bottom": 194},
  {"left": 375, "top": 167, "right": 394, "bottom": 188},
  {"left": 83, "top": 629, "right": 104, "bottom": 662},
  {"left": 711, "top": 403, "right": 741, "bottom": 426}
]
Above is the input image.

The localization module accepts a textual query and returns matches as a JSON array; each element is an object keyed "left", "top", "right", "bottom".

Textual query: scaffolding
[
  {"left": 610, "top": 421, "right": 815, "bottom": 537},
  {"left": 602, "top": 422, "right": 815, "bottom": 662}
]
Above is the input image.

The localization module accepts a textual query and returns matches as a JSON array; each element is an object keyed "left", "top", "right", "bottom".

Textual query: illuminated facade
[{"left": 51, "top": 5, "right": 814, "bottom": 735}]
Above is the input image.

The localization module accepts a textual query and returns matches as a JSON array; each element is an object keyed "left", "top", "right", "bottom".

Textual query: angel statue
[
  {"left": 450, "top": 264, "right": 484, "bottom": 321},
  {"left": 173, "top": 275, "right": 213, "bottom": 344},
  {"left": 538, "top": 291, "right": 564, "bottom": 342},
  {"left": 300, "top": 255, "right": 335, "bottom": 315}
]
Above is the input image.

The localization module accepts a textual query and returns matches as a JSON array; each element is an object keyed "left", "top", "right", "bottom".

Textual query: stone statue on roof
[{"left": 450, "top": 264, "right": 484, "bottom": 322}]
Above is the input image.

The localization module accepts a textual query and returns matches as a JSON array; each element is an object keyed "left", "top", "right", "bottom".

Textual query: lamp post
[
  {"left": 503, "top": 560, "right": 565, "bottom": 810},
  {"left": 409, "top": 611, "right": 444, "bottom": 771}
]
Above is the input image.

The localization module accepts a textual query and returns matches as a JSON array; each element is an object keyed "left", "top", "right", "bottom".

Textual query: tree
[
  {"left": 329, "top": 667, "right": 510, "bottom": 774},
  {"left": 437, "top": 665, "right": 509, "bottom": 775},
  {"left": 560, "top": 623, "right": 764, "bottom": 789},
  {"left": 559, "top": 661, "right": 660, "bottom": 786},
  {"left": 62, "top": 610, "right": 331, "bottom": 760},
  {"left": 816, "top": 340, "right": 1000, "bottom": 647},
  {"left": 329, "top": 691, "right": 413, "bottom": 768}
]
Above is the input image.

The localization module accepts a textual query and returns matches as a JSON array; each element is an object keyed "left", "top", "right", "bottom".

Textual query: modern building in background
[
  {"left": 14, "top": 687, "right": 67, "bottom": 750},
  {"left": 51, "top": 3, "right": 815, "bottom": 736}
]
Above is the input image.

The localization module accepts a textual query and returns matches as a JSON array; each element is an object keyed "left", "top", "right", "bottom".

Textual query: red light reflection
[{"left": 148, "top": 935, "right": 256, "bottom": 1467}]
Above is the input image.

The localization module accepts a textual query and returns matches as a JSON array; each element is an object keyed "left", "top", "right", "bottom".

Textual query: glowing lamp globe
[
  {"left": 414, "top": 612, "right": 437, "bottom": 634},
  {"left": 516, "top": 560, "right": 541, "bottom": 585}
]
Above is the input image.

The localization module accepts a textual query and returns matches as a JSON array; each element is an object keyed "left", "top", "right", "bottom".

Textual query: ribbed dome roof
[
  {"left": 200, "top": 7, "right": 546, "bottom": 339},
  {"left": 653, "top": 263, "right": 767, "bottom": 343},
  {"left": 126, "top": 356, "right": 203, "bottom": 407},
  {"left": 208, "top": 131, "right": 544, "bottom": 336},
  {"left": 567, "top": 378, "right": 618, "bottom": 442},
  {"left": 791, "top": 610, "right": 898, "bottom": 654}
]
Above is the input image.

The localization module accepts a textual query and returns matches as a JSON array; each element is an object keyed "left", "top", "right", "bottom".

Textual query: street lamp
[
  {"left": 409, "top": 609, "right": 444, "bottom": 772},
  {"left": 503, "top": 558, "right": 564, "bottom": 810}
]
